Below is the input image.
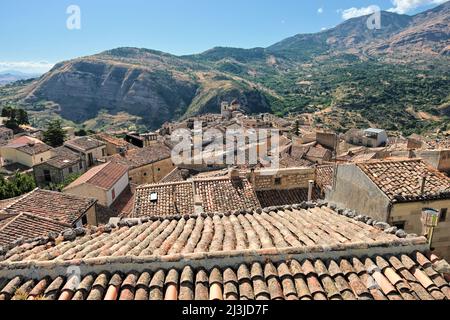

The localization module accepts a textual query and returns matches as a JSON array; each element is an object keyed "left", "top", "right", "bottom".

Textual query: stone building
[
  {"left": 108, "top": 143, "right": 174, "bottom": 185},
  {"left": 33, "top": 146, "right": 86, "bottom": 187},
  {"left": 0, "top": 188, "right": 97, "bottom": 246},
  {"left": 64, "top": 136, "right": 107, "bottom": 168},
  {"left": 64, "top": 161, "right": 129, "bottom": 208},
  {"left": 327, "top": 159, "right": 450, "bottom": 260}
]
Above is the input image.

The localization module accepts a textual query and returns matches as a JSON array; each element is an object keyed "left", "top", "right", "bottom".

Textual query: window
[
  {"left": 40, "top": 158, "right": 44, "bottom": 162},
  {"left": 79, "top": 161, "right": 83, "bottom": 169},
  {"left": 274, "top": 177, "right": 282, "bottom": 185},
  {"left": 440, "top": 209, "right": 448, "bottom": 222},
  {"left": 144, "top": 172, "right": 147, "bottom": 176},
  {"left": 112, "top": 188, "right": 116, "bottom": 200},
  {"left": 81, "top": 215, "right": 88, "bottom": 225},
  {"left": 150, "top": 192, "right": 158, "bottom": 203},
  {"left": 393, "top": 221, "right": 406, "bottom": 230},
  {"left": 43, "top": 170, "right": 51, "bottom": 183},
  {"left": 102, "top": 148, "right": 106, "bottom": 157},
  {"left": 157, "top": 168, "right": 161, "bottom": 172},
  {"left": 69, "top": 167, "right": 73, "bottom": 174}
]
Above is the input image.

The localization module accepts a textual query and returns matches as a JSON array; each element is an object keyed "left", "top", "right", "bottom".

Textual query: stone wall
[{"left": 251, "top": 168, "right": 315, "bottom": 191}]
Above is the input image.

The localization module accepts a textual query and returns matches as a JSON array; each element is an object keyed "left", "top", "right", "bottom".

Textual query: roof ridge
[{"left": 137, "top": 180, "right": 193, "bottom": 189}]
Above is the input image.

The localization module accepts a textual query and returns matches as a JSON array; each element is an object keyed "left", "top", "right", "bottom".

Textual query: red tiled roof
[
  {"left": 0, "top": 213, "right": 68, "bottom": 246},
  {"left": 357, "top": 159, "right": 450, "bottom": 202},
  {"left": 65, "top": 137, "right": 105, "bottom": 152},
  {"left": 65, "top": 162, "right": 128, "bottom": 191},
  {"left": 134, "top": 182, "right": 195, "bottom": 217},
  {"left": 16, "top": 143, "right": 52, "bottom": 155},
  {"left": 2, "top": 189, "right": 96, "bottom": 226},
  {"left": 256, "top": 188, "right": 320, "bottom": 207},
  {"left": 1, "top": 206, "right": 408, "bottom": 262},
  {"left": 316, "top": 165, "right": 334, "bottom": 190},
  {"left": 194, "top": 177, "right": 260, "bottom": 213},
  {"left": 1, "top": 205, "right": 449, "bottom": 301},
  {"left": 1, "top": 251, "right": 448, "bottom": 300}
]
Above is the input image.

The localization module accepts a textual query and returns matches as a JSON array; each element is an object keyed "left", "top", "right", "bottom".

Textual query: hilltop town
[{"left": 0, "top": 100, "right": 449, "bottom": 301}]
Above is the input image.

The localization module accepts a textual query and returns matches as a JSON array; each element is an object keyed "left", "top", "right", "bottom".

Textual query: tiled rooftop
[
  {"left": 109, "top": 144, "right": 171, "bottom": 169},
  {"left": 133, "top": 177, "right": 261, "bottom": 217},
  {"left": 256, "top": 188, "right": 320, "bottom": 208},
  {"left": 0, "top": 189, "right": 97, "bottom": 226},
  {"left": 65, "top": 137, "right": 106, "bottom": 152},
  {"left": 65, "top": 162, "right": 128, "bottom": 191},
  {"left": 160, "top": 168, "right": 190, "bottom": 183},
  {"left": 134, "top": 182, "right": 194, "bottom": 217},
  {"left": 16, "top": 143, "right": 53, "bottom": 155},
  {"left": 0, "top": 213, "right": 68, "bottom": 246},
  {"left": 195, "top": 177, "right": 260, "bottom": 213},
  {"left": 93, "top": 133, "right": 134, "bottom": 148},
  {"left": 0, "top": 202, "right": 448, "bottom": 301},
  {"left": 1, "top": 251, "right": 448, "bottom": 300},
  {"left": 316, "top": 165, "right": 334, "bottom": 191},
  {"left": 1, "top": 205, "right": 410, "bottom": 263},
  {"left": 357, "top": 159, "right": 450, "bottom": 202},
  {"left": 42, "top": 147, "right": 81, "bottom": 169}
]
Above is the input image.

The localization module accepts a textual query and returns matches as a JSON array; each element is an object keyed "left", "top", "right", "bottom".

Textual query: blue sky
[{"left": 0, "top": 0, "right": 447, "bottom": 73}]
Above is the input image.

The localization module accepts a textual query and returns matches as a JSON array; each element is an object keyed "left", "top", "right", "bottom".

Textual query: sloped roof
[
  {"left": 108, "top": 144, "right": 171, "bottom": 169},
  {"left": 65, "top": 137, "right": 106, "bottom": 152},
  {"left": 0, "top": 204, "right": 448, "bottom": 300},
  {"left": 65, "top": 162, "right": 128, "bottom": 191},
  {"left": 357, "top": 159, "right": 450, "bottom": 202},
  {"left": 1, "top": 189, "right": 96, "bottom": 226},
  {"left": 0, "top": 213, "right": 68, "bottom": 246}
]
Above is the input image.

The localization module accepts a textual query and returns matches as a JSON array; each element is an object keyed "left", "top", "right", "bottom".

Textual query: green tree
[
  {"left": 16, "top": 109, "right": 29, "bottom": 125},
  {"left": 2, "top": 107, "right": 30, "bottom": 133},
  {"left": 1, "top": 106, "right": 13, "bottom": 118},
  {"left": 43, "top": 119, "right": 67, "bottom": 147},
  {"left": 46, "top": 173, "right": 81, "bottom": 192},
  {"left": 0, "top": 173, "right": 36, "bottom": 200},
  {"left": 293, "top": 120, "right": 300, "bottom": 136}
]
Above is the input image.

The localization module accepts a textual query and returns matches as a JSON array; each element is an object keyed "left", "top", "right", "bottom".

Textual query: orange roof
[{"left": 65, "top": 162, "right": 129, "bottom": 191}]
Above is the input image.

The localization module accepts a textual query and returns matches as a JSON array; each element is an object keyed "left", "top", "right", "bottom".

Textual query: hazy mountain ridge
[{"left": 1, "top": 1, "right": 449, "bottom": 133}]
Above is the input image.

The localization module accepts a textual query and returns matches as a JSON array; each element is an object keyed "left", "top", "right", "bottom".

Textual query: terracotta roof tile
[
  {"left": 256, "top": 188, "right": 320, "bottom": 207},
  {"left": 65, "top": 137, "right": 105, "bottom": 152},
  {"left": 1, "top": 189, "right": 96, "bottom": 226},
  {"left": 0, "top": 213, "right": 68, "bottom": 246},
  {"left": 65, "top": 162, "right": 128, "bottom": 190},
  {"left": 357, "top": 159, "right": 450, "bottom": 202},
  {"left": 108, "top": 143, "right": 171, "bottom": 169}
]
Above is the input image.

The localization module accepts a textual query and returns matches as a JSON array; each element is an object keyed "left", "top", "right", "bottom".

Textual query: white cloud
[
  {"left": 318, "top": 7, "right": 324, "bottom": 14},
  {"left": 0, "top": 61, "right": 54, "bottom": 74},
  {"left": 341, "top": 5, "right": 380, "bottom": 20},
  {"left": 388, "top": 0, "right": 447, "bottom": 14}
]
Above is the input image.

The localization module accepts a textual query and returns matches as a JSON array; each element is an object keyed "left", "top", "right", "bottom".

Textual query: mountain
[
  {"left": 0, "top": 71, "right": 41, "bottom": 86},
  {"left": 1, "top": 1, "right": 449, "bottom": 134}
]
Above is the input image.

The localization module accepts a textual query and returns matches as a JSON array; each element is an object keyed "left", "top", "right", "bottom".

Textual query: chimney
[
  {"left": 420, "top": 175, "right": 427, "bottom": 195},
  {"left": 118, "top": 147, "right": 127, "bottom": 157},
  {"left": 307, "top": 180, "right": 315, "bottom": 202},
  {"left": 192, "top": 181, "right": 204, "bottom": 214},
  {"left": 249, "top": 167, "right": 256, "bottom": 186}
]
